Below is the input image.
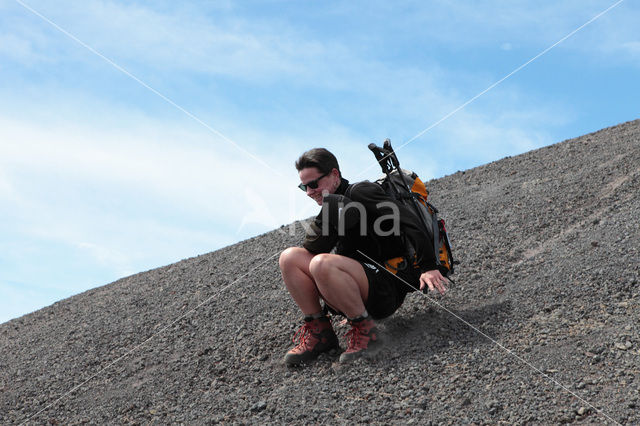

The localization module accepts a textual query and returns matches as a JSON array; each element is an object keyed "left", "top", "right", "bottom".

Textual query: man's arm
[{"left": 302, "top": 212, "right": 338, "bottom": 254}]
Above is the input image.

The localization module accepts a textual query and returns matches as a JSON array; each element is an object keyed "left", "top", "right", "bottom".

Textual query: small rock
[
  {"left": 615, "top": 342, "right": 628, "bottom": 351},
  {"left": 576, "top": 407, "right": 586, "bottom": 416},
  {"left": 251, "top": 401, "right": 267, "bottom": 413},
  {"left": 485, "top": 400, "right": 502, "bottom": 414}
]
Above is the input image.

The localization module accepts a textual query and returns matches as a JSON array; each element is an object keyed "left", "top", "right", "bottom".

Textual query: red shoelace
[
  {"left": 292, "top": 323, "right": 312, "bottom": 347},
  {"left": 344, "top": 324, "right": 367, "bottom": 352}
]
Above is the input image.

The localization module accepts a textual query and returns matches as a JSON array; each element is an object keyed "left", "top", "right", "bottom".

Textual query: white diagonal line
[
  {"left": 14, "top": 0, "right": 282, "bottom": 177},
  {"left": 23, "top": 251, "right": 281, "bottom": 424},
  {"left": 356, "top": 0, "right": 626, "bottom": 179},
  {"left": 356, "top": 249, "right": 621, "bottom": 426}
]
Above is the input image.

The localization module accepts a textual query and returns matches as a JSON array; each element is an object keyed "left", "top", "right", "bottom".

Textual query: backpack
[{"left": 369, "top": 140, "right": 455, "bottom": 277}]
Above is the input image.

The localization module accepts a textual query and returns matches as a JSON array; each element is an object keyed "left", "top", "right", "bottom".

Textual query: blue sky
[{"left": 1, "top": 0, "right": 638, "bottom": 323}]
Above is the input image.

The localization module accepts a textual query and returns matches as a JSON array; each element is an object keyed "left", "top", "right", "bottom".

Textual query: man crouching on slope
[{"left": 279, "top": 148, "right": 447, "bottom": 365}]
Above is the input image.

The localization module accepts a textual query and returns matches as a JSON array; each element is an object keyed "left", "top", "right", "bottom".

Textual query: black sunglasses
[{"left": 298, "top": 171, "right": 330, "bottom": 191}]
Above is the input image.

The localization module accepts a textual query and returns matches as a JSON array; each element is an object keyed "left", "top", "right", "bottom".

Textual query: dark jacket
[{"left": 302, "top": 178, "right": 438, "bottom": 273}]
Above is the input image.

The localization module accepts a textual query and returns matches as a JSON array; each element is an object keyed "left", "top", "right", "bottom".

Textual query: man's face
[{"left": 299, "top": 167, "right": 337, "bottom": 205}]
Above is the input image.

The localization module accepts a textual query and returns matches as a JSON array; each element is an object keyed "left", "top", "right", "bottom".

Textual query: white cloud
[
  {"left": 74, "top": 241, "right": 134, "bottom": 277},
  {"left": 500, "top": 43, "right": 513, "bottom": 51},
  {"left": 3, "top": 0, "right": 330, "bottom": 83},
  {"left": 591, "top": 22, "right": 640, "bottom": 66},
  {"left": 339, "top": 1, "right": 608, "bottom": 50},
  {"left": 503, "top": 1, "right": 640, "bottom": 68},
  {"left": 1, "top": 117, "right": 271, "bottom": 213},
  {"left": 7, "top": 0, "right": 636, "bottom": 88},
  {"left": 0, "top": 280, "right": 64, "bottom": 324},
  {"left": 0, "top": 113, "right": 285, "bottom": 268},
  {"left": 0, "top": 33, "right": 39, "bottom": 63},
  {"left": 622, "top": 41, "right": 640, "bottom": 54},
  {"left": 0, "top": 168, "right": 16, "bottom": 199}
]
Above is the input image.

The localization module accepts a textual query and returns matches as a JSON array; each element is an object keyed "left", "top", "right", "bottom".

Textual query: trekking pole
[{"left": 368, "top": 141, "right": 400, "bottom": 199}]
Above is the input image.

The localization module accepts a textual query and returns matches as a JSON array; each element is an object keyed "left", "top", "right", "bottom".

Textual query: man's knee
[
  {"left": 279, "top": 247, "right": 311, "bottom": 271},
  {"left": 308, "top": 253, "right": 335, "bottom": 281}
]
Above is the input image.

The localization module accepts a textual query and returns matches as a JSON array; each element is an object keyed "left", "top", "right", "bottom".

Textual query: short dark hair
[{"left": 295, "top": 148, "right": 340, "bottom": 176}]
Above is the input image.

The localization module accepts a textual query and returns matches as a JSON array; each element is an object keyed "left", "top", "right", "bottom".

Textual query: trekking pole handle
[
  {"left": 383, "top": 139, "right": 400, "bottom": 169},
  {"left": 381, "top": 139, "right": 413, "bottom": 193},
  {"left": 368, "top": 143, "right": 393, "bottom": 174}
]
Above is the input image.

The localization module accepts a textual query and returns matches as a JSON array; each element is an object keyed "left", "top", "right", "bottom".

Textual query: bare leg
[
  {"left": 279, "top": 247, "right": 323, "bottom": 315},
  {"left": 308, "top": 253, "right": 369, "bottom": 319}
]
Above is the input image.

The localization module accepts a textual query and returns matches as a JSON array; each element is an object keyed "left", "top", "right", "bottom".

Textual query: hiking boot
[
  {"left": 284, "top": 316, "right": 339, "bottom": 366},
  {"left": 339, "top": 317, "right": 381, "bottom": 363}
]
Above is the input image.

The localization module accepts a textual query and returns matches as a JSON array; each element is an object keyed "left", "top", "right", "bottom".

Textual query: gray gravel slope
[{"left": 1, "top": 120, "right": 639, "bottom": 425}]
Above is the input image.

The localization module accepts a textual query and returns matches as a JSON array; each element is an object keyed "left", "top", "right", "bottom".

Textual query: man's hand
[{"left": 419, "top": 269, "right": 447, "bottom": 295}]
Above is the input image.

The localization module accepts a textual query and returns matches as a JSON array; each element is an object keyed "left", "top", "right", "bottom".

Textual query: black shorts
[{"left": 325, "top": 260, "right": 420, "bottom": 320}]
